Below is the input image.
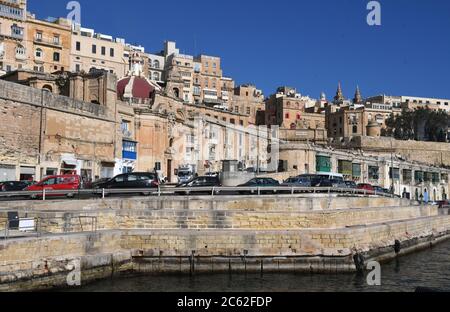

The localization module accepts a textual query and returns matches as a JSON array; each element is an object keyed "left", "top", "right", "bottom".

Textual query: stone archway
[{"left": 42, "top": 84, "right": 53, "bottom": 93}]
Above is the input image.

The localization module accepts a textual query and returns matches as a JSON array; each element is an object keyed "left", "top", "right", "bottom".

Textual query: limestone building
[
  {"left": 265, "top": 86, "right": 324, "bottom": 130},
  {"left": 231, "top": 84, "right": 265, "bottom": 125},
  {"left": 70, "top": 24, "right": 127, "bottom": 78},
  {"left": 0, "top": 0, "right": 27, "bottom": 75},
  {"left": 25, "top": 15, "right": 71, "bottom": 73}
]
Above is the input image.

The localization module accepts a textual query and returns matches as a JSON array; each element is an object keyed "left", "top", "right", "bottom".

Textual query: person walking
[{"left": 423, "top": 189, "right": 429, "bottom": 204}]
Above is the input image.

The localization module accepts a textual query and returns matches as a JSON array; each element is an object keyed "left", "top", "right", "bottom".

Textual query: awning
[
  {"left": 20, "top": 167, "right": 36, "bottom": 175},
  {"left": 62, "top": 160, "right": 78, "bottom": 167}
]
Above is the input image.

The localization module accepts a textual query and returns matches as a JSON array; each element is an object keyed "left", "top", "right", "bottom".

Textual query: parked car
[
  {"left": 90, "top": 178, "right": 111, "bottom": 189},
  {"left": 357, "top": 183, "right": 375, "bottom": 193},
  {"left": 373, "top": 186, "right": 389, "bottom": 194},
  {"left": 176, "top": 176, "right": 222, "bottom": 195},
  {"left": 94, "top": 172, "right": 159, "bottom": 196},
  {"left": 344, "top": 181, "right": 357, "bottom": 189},
  {"left": 282, "top": 176, "right": 311, "bottom": 187},
  {"left": 436, "top": 200, "right": 450, "bottom": 208},
  {"left": 237, "top": 178, "right": 280, "bottom": 194},
  {"left": 25, "top": 175, "right": 83, "bottom": 199},
  {"left": 204, "top": 172, "right": 220, "bottom": 177},
  {"left": 0, "top": 181, "right": 29, "bottom": 192}
]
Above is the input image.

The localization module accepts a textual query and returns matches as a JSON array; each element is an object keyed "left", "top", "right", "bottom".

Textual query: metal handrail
[
  {"left": 0, "top": 186, "right": 398, "bottom": 200},
  {"left": 1, "top": 215, "right": 97, "bottom": 239}
]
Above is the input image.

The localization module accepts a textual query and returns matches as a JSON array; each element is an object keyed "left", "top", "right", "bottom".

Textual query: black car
[
  {"left": 176, "top": 176, "right": 222, "bottom": 195},
  {"left": 94, "top": 172, "right": 159, "bottom": 196},
  {"left": 344, "top": 181, "right": 358, "bottom": 189},
  {"left": 0, "top": 181, "right": 29, "bottom": 192},
  {"left": 373, "top": 186, "right": 389, "bottom": 194},
  {"left": 237, "top": 178, "right": 280, "bottom": 194}
]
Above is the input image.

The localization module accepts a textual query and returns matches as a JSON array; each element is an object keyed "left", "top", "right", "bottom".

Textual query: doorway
[{"left": 167, "top": 160, "right": 172, "bottom": 183}]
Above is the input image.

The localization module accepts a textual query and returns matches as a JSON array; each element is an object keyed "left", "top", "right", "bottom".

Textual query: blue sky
[{"left": 29, "top": 0, "right": 450, "bottom": 100}]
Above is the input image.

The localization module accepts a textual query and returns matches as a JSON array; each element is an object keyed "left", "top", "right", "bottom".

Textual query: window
[
  {"left": 368, "top": 166, "right": 379, "bottom": 180},
  {"left": 153, "top": 60, "right": 160, "bottom": 69},
  {"left": 76, "top": 41, "right": 81, "bottom": 51},
  {"left": 53, "top": 52, "right": 60, "bottom": 62},
  {"left": 212, "top": 63, "right": 216, "bottom": 69},
  {"left": 35, "top": 48, "right": 43, "bottom": 58},
  {"left": 153, "top": 72, "right": 160, "bottom": 81},
  {"left": 114, "top": 175, "right": 125, "bottom": 183},
  {"left": 35, "top": 32, "right": 43, "bottom": 41},
  {"left": 110, "top": 48, "right": 114, "bottom": 57},
  {"left": 101, "top": 46, "right": 106, "bottom": 55},
  {"left": 53, "top": 35, "right": 60, "bottom": 45},
  {"left": 123, "top": 141, "right": 137, "bottom": 152},
  {"left": 11, "top": 24, "right": 24, "bottom": 38},
  {"left": 296, "top": 113, "right": 301, "bottom": 120},
  {"left": 15, "top": 45, "right": 25, "bottom": 56},
  {"left": 121, "top": 120, "right": 130, "bottom": 132},
  {"left": 235, "top": 106, "right": 239, "bottom": 113},
  {"left": 92, "top": 44, "right": 97, "bottom": 54},
  {"left": 75, "top": 64, "right": 80, "bottom": 72},
  {"left": 389, "top": 168, "right": 400, "bottom": 180},
  {"left": 353, "top": 125, "right": 358, "bottom": 134},
  {"left": 285, "top": 113, "right": 290, "bottom": 119},
  {"left": 246, "top": 107, "right": 251, "bottom": 115}
]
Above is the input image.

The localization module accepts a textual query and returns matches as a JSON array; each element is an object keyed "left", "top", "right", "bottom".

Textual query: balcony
[
  {"left": 0, "top": 31, "right": 23, "bottom": 40},
  {"left": 33, "top": 37, "right": 62, "bottom": 48},
  {"left": 15, "top": 52, "right": 26, "bottom": 60},
  {"left": 122, "top": 150, "right": 137, "bottom": 160},
  {"left": 0, "top": 3, "right": 24, "bottom": 21}
]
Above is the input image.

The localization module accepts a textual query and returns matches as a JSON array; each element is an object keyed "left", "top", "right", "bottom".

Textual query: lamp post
[{"left": 391, "top": 137, "right": 395, "bottom": 195}]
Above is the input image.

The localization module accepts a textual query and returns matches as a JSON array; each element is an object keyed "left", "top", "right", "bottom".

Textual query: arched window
[
  {"left": 42, "top": 85, "right": 53, "bottom": 92},
  {"left": 173, "top": 88, "right": 180, "bottom": 98},
  {"left": 153, "top": 60, "right": 160, "bottom": 69},
  {"left": 35, "top": 48, "right": 43, "bottom": 58},
  {"left": 153, "top": 72, "right": 160, "bottom": 81},
  {"left": 15, "top": 45, "right": 26, "bottom": 56}
]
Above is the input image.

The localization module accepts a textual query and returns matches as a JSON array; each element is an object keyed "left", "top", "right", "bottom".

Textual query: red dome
[{"left": 117, "top": 76, "right": 155, "bottom": 100}]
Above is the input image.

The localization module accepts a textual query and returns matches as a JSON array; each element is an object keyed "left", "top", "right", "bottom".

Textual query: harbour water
[{"left": 71, "top": 240, "right": 450, "bottom": 292}]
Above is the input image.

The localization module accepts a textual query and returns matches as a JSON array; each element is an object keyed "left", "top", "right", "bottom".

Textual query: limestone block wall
[{"left": 7, "top": 204, "right": 437, "bottom": 234}]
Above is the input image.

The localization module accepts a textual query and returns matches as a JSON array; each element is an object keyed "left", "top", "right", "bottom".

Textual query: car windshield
[{"left": 178, "top": 172, "right": 191, "bottom": 177}]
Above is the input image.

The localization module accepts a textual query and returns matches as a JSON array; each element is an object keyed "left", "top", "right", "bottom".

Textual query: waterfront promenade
[{"left": 1, "top": 194, "right": 450, "bottom": 291}]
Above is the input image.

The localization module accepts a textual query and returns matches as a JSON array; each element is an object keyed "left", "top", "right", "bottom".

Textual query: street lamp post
[{"left": 391, "top": 137, "right": 395, "bottom": 195}]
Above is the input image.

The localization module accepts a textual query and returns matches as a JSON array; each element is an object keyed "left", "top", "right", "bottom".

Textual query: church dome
[{"left": 117, "top": 76, "right": 155, "bottom": 101}]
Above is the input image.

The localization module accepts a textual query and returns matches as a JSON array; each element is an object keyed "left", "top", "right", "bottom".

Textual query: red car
[
  {"left": 357, "top": 183, "right": 375, "bottom": 192},
  {"left": 25, "top": 175, "right": 83, "bottom": 199}
]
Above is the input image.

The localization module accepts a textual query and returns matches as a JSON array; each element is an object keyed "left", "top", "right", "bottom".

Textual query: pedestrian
[{"left": 424, "top": 189, "right": 429, "bottom": 204}]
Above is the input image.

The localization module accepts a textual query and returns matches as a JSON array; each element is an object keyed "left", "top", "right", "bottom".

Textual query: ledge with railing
[
  {"left": 1, "top": 215, "right": 97, "bottom": 240},
  {"left": 0, "top": 186, "right": 400, "bottom": 202}
]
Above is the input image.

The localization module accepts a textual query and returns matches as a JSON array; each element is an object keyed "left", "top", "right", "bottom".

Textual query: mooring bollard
[
  {"left": 42, "top": 189, "right": 46, "bottom": 201},
  {"left": 102, "top": 188, "right": 105, "bottom": 199}
]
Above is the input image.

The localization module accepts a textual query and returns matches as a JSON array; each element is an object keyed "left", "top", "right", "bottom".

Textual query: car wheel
[
  {"left": 66, "top": 193, "right": 75, "bottom": 199},
  {"left": 141, "top": 192, "right": 151, "bottom": 196},
  {"left": 30, "top": 194, "right": 38, "bottom": 200}
]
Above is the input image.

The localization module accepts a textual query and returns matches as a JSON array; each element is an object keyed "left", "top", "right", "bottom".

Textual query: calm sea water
[{"left": 71, "top": 240, "right": 450, "bottom": 292}]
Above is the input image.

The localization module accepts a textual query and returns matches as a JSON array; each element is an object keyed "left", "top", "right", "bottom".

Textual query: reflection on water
[{"left": 71, "top": 240, "right": 450, "bottom": 292}]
